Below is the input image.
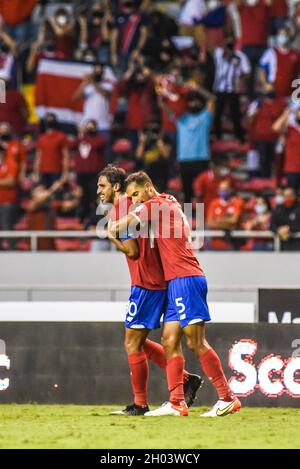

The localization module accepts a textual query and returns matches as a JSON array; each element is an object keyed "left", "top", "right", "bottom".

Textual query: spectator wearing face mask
[
  {"left": 110, "top": 0, "right": 149, "bottom": 73},
  {"left": 271, "top": 187, "right": 300, "bottom": 250},
  {"left": 246, "top": 91, "right": 286, "bottom": 178},
  {"left": 110, "top": 59, "right": 156, "bottom": 151},
  {"left": 161, "top": 88, "right": 215, "bottom": 202},
  {"left": 69, "top": 119, "right": 107, "bottom": 221},
  {"left": 87, "top": 1, "right": 113, "bottom": 65},
  {"left": 237, "top": 0, "right": 273, "bottom": 98},
  {"left": 259, "top": 26, "right": 300, "bottom": 98},
  {"left": 135, "top": 124, "right": 172, "bottom": 192},
  {"left": 34, "top": 113, "right": 70, "bottom": 188},
  {"left": 193, "top": 154, "right": 234, "bottom": 217},
  {"left": 46, "top": 7, "right": 88, "bottom": 60},
  {"left": 0, "top": 122, "right": 27, "bottom": 184},
  {"left": 206, "top": 179, "right": 244, "bottom": 249},
  {"left": 73, "top": 63, "right": 116, "bottom": 157},
  {"left": 213, "top": 35, "right": 251, "bottom": 142},
  {"left": 272, "top": 106, "right": 300, "bottom": 193},
  {"left": 242, "top": 196, "right": 273, "bottom": 250}
]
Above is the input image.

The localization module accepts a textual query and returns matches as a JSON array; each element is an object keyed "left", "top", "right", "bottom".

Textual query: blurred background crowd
[{"left": 0, "top": 0, "right": 300, "bottom": 251}]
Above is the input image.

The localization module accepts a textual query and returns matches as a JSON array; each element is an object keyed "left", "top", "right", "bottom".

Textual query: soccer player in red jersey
[
  {"left": 110, "top": 171, "right": 241, "bottom": 417},
  {"left": 97, "top": 165, "right": 202, "bottom": 415}
]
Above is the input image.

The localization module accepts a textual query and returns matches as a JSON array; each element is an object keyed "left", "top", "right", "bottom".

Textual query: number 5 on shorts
[{"left": 176, "top": 297, "right": 186, "bottom": 320}]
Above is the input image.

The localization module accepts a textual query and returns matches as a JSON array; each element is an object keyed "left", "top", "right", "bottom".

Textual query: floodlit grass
[{"left": 0, "top": 405, "right": 299, "bottom": 449}]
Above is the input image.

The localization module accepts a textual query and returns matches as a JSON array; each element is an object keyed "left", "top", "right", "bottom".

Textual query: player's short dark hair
[
  {"left": 98, "top": 164, "right": 127, "bottom": 192},
  {"left": 125, "top": 171, "right": 153, "bottom": 189}
]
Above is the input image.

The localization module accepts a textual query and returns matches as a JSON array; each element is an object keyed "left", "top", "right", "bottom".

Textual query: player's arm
[
  {"left": 108, "top": 236, "right": 139, "bottom": 260},
  {"left": 109, "top": 213, "right": 139, "bottom": 237}
]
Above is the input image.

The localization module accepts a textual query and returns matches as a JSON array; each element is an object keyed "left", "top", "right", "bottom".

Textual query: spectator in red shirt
[
  {"left": 42, "top": 7, "right": 88, "bottom": 60},
  {"left": 259, "top": 26, "right": 300, "bottom": 98},
  {"left": 110, "top": 58, "right": 157, "bottom": 150},
  {"left": 247, "top": 93, "right": 286, "bottom": 177},
  {"left": 193, "top": 154, "right": 234, "bottom": 218},
  {"left": 206, "top": 179, "right": 244, "bottom": 249},
  {"left": 273, "top": 106, "right": 300, "bottom": 193},
  {"left": 34, "top": 113, "right": 70, "bottom": 188},
  {"left": 0, "top": 144, "right": 18, "bottom": 249},
  {"left": 238, "top": 0, "right": 272, "bottom": 97},
  {"left": 0, "top": 82, "right": 28, "bottom": 134},
  {"left": 241, "top": 195, "right": 273, "bottom": 250},
  {"left": 155, "top": 66, "right": 190, "bottom": 161},
  {"left": 0, "top": 122, "right": 27, "bottom": 183},
  {"left": 70, "top": 119, "right": 107, "bottom": 221}
]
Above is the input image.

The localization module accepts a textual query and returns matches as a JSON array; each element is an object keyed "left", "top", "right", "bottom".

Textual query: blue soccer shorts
[
  {"left": 164, "top": 275, "right": 211, "bottom": 328},
  {"left": 125, "top": 286, "right": 167, "bottom": 329}
]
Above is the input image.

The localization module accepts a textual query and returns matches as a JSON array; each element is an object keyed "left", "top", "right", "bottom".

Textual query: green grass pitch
[{"left": 0, "top": 405, "right": 299, "bottom": 449}]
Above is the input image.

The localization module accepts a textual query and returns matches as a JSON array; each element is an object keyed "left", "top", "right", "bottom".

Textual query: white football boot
[{"left": 200, "top": 398, "right": 241, "bottom": 417}]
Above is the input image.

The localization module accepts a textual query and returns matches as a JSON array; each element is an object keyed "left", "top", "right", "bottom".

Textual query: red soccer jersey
[
  {"left": 193, "top": 169, "right": 234, "bottom": 218},
  {"left": 284, "top": 125, "right": 300, "bottom": 173},
  {"left": 0, "top": 156, "right": 18, "bottom": 204},
  {"left": 37, "top": 131, "right": 68, "bottom": 174},
  {"left": 131, "top": 193, "right": 204, "bottom": 281},
  {"left": 239, "top": 1, "right": 270, "bottom": 47},
  {"left": 274, "top": 48, "right": 300, "bottom": 98},
  {"left": 111, "top": 195, "right": 166, "bottom": 290}
]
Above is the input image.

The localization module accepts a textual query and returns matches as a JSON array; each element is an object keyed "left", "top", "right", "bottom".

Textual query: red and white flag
[{"left": 35, "top": 59, "right": 92, "bottom": 125}]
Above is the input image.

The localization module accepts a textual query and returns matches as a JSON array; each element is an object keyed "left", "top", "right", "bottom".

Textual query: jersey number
[{"left": 175, "top": 297, "right": 186, "bottom": 314}]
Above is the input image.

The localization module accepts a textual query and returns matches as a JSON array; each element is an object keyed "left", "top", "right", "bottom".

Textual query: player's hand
[{"left": 107, "top": 219, "right": 117, "bottom": 239}]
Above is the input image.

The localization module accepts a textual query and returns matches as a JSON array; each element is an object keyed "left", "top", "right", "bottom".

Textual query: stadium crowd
[{"left": 0, "top": 0, "right": 300, "bottom": 251}]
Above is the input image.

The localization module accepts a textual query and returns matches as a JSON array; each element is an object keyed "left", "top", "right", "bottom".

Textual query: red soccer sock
[
  {"left": 166, "top": 356, "right": 185, "bottom": 404},
  {"left": 128, "top": 352, "right": 149, "bottom": 407},
  {"left": 143, "top": 339, "right": 190, "bottom": 382},
  {"left": 199, "top": 348, "right": 234, "bottom": 402}
]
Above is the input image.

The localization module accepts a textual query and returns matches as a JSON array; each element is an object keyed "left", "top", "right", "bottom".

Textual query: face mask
[
  {"left": 284, "top": 197, "right": 295, "bottom": 208},
  {"left": 86, "top": 129, "right": 97, "bottom": 135},
  {"left": 94, "top": 73, "right": 103, "bottom": 82},
  {"left": 275, "top": 194, "right": 284, "bottom": 205},
  {"left": 84, "top": 55, "right": 96, "bottom": 63},
  {"left": 277, "top": 34, "right": 289, "bottom": 48},
  {"left": 207, "top": 0, "right": 219, "bottom": 11},
  {"left": 219, "top": 190, "right": 231, "bottom": 201},
  {"left": 188, "top": 104, "right": 201, "bottom": 114},
  {"left": 219, "top": 167, "right": 230, "bottom": 177},
  {"left": 56, "top": 15, "right": 68, "bottom": 27},
  {"left": 0, "top": 133, "right": 11, "bottom": 141},
  {"left": 226, "top": 42, "right": 235, "bottom": 52},
  {"left": 245, "top": 0, "right": 258, "bottom": 6},
  {"left": 255, "top": 204, "right": 267, "bottom": 215},
  {"left": 93, "top": 11, "right": 104, "bottom": 20},
  {"left": 46, "top": 121, "right": 57, "bottom": 130}
]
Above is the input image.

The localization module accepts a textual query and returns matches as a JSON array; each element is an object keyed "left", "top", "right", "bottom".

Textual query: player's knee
[
  {"left": 185, "top": 335, "right": 197, "bottom": 353},
  {"left": 124, "top": 335, "right": 143, "bottom": 354},
  {"left": 161, "top": 334, "right": 177, "bottom": 354}
]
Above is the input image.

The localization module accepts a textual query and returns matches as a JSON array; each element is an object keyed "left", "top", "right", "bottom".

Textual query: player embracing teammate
[
  {"left": 110, "top": 170, "right": 241, "bottom": 417},
  {"left": 97, "top": 165, "right": 203, "bottom": 416}
]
